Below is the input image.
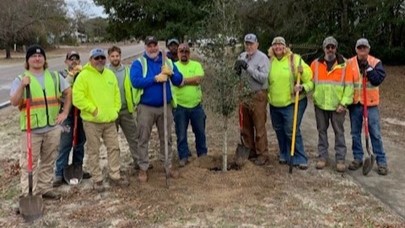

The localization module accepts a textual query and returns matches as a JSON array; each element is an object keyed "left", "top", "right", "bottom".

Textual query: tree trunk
[
  {"left": 222, "top": 116, "right": 228, "bottom": 172},
  {"left": 5, "top": 46, "right": 11, "bottom": 59}
]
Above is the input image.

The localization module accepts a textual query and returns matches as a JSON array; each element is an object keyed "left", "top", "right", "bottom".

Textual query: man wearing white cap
[
  {"left": 311, "top": 36, "right": 354, "bottom": 173},
  {"left": 73, "top": 48, "right": 128, "bottom": 192},
  {"left": 233, "top": 33, "right": 269, "bottom": 165},
  {"left": 347, "top": 38, "right": 388, "bottom": 175}
]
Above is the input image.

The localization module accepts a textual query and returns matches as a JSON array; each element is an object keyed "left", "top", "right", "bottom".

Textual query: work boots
[
  {"left": 138, "top": 170, "right": 148, "bottom": 183},
  {"left": 316, "top": 160, "right": 327, "bottom": 169},
  {"left": 348, "top": 160, "right": 363, "bottom": 170},
  {"left": 336, "top": 161, "right": 346, "bottom": 173}
]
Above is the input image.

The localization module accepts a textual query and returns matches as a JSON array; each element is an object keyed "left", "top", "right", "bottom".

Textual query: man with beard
[
  {"left": 347, "top": 38, "right": 388, "bottom": 175},
  {"left": 130, "top": 36, "right": 183, "bottom": 183},
  {"left": 53, "top": 51, "right": 91, "bottom": 187},
  {"left": 73, "top": 48, "right": 128, "bottom": 192},
  {"left": 310, "top": 36, "right": 354, "bottom": 172},
  {"left": 106, "top": 46, "right": 139, "bottom": 172},
  {"left": 173, "top": 43, "right": 207, "bottom": 167}
]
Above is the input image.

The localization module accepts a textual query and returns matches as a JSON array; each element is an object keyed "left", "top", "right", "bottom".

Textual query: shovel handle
[
  {"left": 162, "top": 49, "right": 170, "bottom": 188},
  {"left": 73, "top": 107, "right": 78, "bottom": 147},
  {"left": 25, "top": 86, "right": 33, "bottom": 173},
  {"left": 362, "top": 73, "right": 369, "bottom": 135}
]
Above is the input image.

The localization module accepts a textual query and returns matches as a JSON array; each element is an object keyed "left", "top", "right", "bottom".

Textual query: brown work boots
[
  {"left": 316, "top": 159, "right": 346, "bottom": 172},
  {"left": 137, "top": 168, "right": 179, "bottom": 183}
]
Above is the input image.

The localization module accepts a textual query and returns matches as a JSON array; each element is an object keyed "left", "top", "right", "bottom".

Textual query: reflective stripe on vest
[
  {"left": 19, "top": 70, "right": 61, "bottom": 130},
  {"left": 123, "top": 66, "right": 135, "bottom": 113},
  {"left": 350, "top": 55, "right": 380, "bottom": 106}
]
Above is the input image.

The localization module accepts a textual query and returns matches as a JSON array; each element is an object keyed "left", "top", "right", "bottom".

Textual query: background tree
[
  {"left": 94, "top": 0, "right": 209, "bottom": 41},
  {"left": 0, "top": 0, "right": 67, "bottom": 58}
]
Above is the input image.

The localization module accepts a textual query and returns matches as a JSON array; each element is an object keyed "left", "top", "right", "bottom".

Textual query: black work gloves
[
  {"left": 359, "top": 60, "right": 369, "bottom": 75},
  {"left": 234, "top": 59, "right": 248, "bottom": 76}
]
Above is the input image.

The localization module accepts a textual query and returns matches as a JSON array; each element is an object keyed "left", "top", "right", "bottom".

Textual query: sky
[{"left": 65, "top": 0, "right": 107, "bottom": 18}]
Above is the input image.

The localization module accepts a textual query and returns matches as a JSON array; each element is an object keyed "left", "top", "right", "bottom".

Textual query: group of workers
[{"left": 10, "top": 33, "right": 388, "bottom": 201}]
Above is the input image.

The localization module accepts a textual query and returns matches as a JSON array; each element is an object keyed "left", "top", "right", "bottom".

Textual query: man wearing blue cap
[{"left": 73, "top": 48, "right": 128, "bottom": 192}]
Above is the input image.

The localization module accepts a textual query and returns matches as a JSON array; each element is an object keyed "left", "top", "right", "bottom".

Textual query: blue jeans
[
  {"left": 174, "top": 104, "right": 207, "bottom": 160},
  {"left": 269, "top": 97, "right": 308, "bottom": 165},
  {"left": 348, "top": 104, "right": 387, "bottom": 166},
  {"left": 55, "top": 110, "right": 86, "bottom": 177}
]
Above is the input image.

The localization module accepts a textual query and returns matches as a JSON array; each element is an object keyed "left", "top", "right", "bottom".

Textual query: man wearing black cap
[
  {"left": 53, "top": 51, "right": 91, "bottom": 187},
  {"left": 10, "top": 45, "right": 71, "bottom": 199},
  {"left": 166, "top": 38, "right": 180, "bottom": 62},
  {"left": 130, "top": 36, "right": 183, "bottom": 183}
]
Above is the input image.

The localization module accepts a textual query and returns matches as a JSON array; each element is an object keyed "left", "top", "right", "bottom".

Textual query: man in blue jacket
[{"left": 130, "top": 36, "right": 183, "bottom": 182}]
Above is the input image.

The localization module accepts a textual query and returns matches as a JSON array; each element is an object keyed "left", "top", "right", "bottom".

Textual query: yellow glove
[
  {"left": 155, "top": 73, "right": 168, "bottom": 83},
  {"left": 161, "top": 65, "right": 173, "bottom": 76},
  {"left": 68, "top": 65, "right": 83, "bottom": 77}
]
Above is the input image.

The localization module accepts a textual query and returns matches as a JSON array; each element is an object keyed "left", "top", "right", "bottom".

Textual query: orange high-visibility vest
[{"left": 348, "top": 55, "right": 381, "bottom": 106}]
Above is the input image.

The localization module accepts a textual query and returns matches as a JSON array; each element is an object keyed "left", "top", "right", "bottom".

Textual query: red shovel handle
[
  {"left": 362, "top": 73, "right": 369, "bottom": 134},
  {"left": 26, "top": 86, "right": 33, "bottom": 173}
]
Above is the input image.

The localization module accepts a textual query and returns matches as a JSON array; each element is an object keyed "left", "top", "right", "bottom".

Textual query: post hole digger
[
  {"left": 162, "top": 49, "right": 170, "bottom": 188},
  {"left": 361, "top": 71, "right": 375, "bottom": 175},
  {"left": 19, "top": 85, "right": 44, "bottom": 222}
]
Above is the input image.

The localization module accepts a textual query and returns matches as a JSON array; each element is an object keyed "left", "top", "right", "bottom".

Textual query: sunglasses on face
[
  {"left": 94, "top": 56, "right": 106, "bottom": 61},
  {"left": 69, "top": 57, "right": 79, "bottom": 61},
  {"left": 179, "top": 50, "right": 190, "bottom": 54},
  {"left": 357, "top": 45, "right": 368, "bottom": 50},
  {"left": 325, "top": 45, "right": 336, "bottom": 50}
]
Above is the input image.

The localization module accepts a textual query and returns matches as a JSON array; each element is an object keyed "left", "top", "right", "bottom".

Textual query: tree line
[{"left": 95, "top": 0, "right": 405, "bottom": 64}]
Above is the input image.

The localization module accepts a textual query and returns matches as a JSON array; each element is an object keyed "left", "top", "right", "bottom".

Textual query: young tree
[{"left": 199, "top": 0, "right": 245, "bottom": 171}]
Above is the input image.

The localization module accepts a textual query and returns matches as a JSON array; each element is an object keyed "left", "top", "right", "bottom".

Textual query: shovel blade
[
  {"left": 362, "top": 155, "right": 375, "bottom": 175},
  {"left": 19, "top": 195, "right": 43, "bottom": 222},
  {"left": 235, "top": 144, "right": 251, "bottom": 167},
  {"left": 63, "top": 164, "right": 83, "bottom": 185}
]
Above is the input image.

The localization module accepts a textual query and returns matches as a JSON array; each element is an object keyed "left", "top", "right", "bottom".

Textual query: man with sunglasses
[
  {"left": 172, "top": 43, "right": 207, "bottom": 167},
  {"left": 73, "top": 48, "right": 128, "bottom": 192},
  {"left": 347, "top": 38, "right": 388, "bottom": 175},
  {"left": 53, "top": 51, "right": 91, "bottom": 187},
  {"left": 310, "top": 36, "right": 354, "bottom": 172}
]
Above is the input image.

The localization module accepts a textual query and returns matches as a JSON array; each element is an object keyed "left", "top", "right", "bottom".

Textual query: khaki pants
[
  {"left": 240, "top": 90, "right": 269, "bottom": 157},
  {"left": 116, "top": 109, "right": 138, "bottom": 164},
  {"left": 83, "top": 121, "right": 120, "bottom": 183},
  {"left": 136, "top": 104, "right": 173, "bottom": 171},
  {"left": 20, "top": 127, "right": 61, "bottom": 196}
]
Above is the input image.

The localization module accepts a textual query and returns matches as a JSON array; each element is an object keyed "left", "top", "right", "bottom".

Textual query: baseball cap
[
  {"left": 271, "top": 36, "right": 286, "bottom": 46},
  {"left": 244, "top": 33, "right": 258, "bottom": 43},
  {"left": 178, "top": 43, "right": 190, "bottom": 51},
  {"left": 356, "top": 38, "right": 370, "bottom": 49},
  {"left": 167, "top": 38, "right": 179, "bottom": 46},
  {"left": 323, "top": 36, "right": 338, "bottom": 48},
  {"left": 89, "top": 48, "right": 106, "bottom": 59},
  {"left": 145, "top": 36, "right": 158, "bottom": 45},
  {"left": 26, "top": 45, "right": 46, "bottom": 62},
  {"left": 66, "top": 51, "right": 80, "bottom": 60}
]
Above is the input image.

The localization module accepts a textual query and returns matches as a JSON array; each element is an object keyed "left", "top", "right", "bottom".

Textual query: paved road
[
  {"left": 301, "top": 99, "right": 405, "bottom": 219},
  {"left": 0, "top": 44, "right": 145, "bottom": 107}
]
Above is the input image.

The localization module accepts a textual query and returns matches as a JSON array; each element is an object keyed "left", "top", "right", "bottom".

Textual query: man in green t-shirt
[{"left": 173, "top": 43, "right": 208, "bottom": 166}]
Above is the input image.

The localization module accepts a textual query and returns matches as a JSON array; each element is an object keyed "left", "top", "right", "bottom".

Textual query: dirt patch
[{"left": 0, "top": 66, "right": 404, "bottom": 227}]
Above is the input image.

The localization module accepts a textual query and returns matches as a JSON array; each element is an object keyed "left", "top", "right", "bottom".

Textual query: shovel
[
  {"left": 162, "top": 49, "right": 170, "bottom": 188},
  {"left": 19, "top": 85, "right": 44, "bottom": 222},
  {"left": 362, "top": 72, "right": 375, "bottom": 175},
  {"left": 63, "top": 107, "right": 83, "bottom": 185},
  {"left": 235, "top": 103, "right": 250, "bottom": 167},
  {"left": 289, "top": 58, "right": 303, "bottom": 174}
]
